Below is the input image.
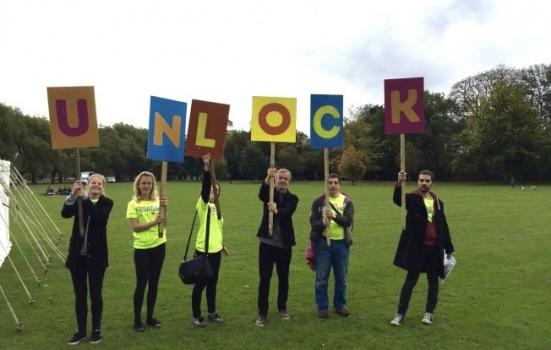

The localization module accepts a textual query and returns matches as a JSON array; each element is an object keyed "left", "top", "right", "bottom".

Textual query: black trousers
[
  {"left": 257, "top": 242, "right": 292, "bottom": 316},
  {"left": 133, "top": 243, "right": 166, "bottom": 323},
  {"left": 192, "top": 251, "right": 222, "bottom": 318},
  {"left": 70, "top": 255, "right": 106, "bottom": 333},
  {"left": 397, "top": 246, "right": 440, "bottom": 315}
]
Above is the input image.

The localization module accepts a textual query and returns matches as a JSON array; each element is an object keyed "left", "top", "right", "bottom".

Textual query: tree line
[{"left": 1, "top": 63, "right": 550, "bottom": 183}]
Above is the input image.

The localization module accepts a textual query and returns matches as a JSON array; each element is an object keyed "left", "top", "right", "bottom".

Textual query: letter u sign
[{"left": 47, "top": 86, "right": 99, "bottom": 149}]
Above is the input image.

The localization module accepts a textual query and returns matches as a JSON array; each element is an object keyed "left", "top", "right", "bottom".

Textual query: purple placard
[{"left": 384, "top": 77, "right": 424, "bottom": 134}]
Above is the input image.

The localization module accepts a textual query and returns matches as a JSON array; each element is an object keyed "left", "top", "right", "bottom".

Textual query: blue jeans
[{"left": 314, "top": 239, "right": 349, "bottom": 311}]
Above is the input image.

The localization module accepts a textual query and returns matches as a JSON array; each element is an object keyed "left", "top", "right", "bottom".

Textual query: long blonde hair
[
  {"left": 86, "top": 173, "right": 107, "bottom": 196},
  {"left": 132, "top": 171, "right": 158, "bottom": 201}
]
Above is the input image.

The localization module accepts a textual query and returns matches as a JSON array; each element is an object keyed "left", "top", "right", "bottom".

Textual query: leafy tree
[{"left": 338, "top": 146, "right": 367, "bottom": 185}]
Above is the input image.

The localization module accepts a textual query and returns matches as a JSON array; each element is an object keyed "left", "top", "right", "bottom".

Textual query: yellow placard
[{"left": 251, "top": 96, "right": 296, "bottom": 142}]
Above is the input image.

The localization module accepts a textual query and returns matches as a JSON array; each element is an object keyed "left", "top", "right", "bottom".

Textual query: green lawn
[{"left": 1, "top": 181, "right": 550, "bottom": 350}]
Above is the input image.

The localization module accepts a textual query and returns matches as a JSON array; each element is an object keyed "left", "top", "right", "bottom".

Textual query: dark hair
[
  {"left": 328, "top": 173, "right": 340, "bottom": 182},
  {"left": 418, "top": 170, "right": 434, "bottom": 181}
]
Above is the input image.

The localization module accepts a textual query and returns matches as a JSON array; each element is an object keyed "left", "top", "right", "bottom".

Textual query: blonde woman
[
  {"left": 62, "top": 173, "right": 113, "bottom": 345},
  {"left": 126, "top": 171, "right": 167, "bottom": 332}
]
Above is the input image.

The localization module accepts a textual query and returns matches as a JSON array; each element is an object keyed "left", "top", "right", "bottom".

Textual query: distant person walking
[
  {"left": 309, "top": 173, "right": 354, "bottom": 320},
  {"left": 191, "top": 154, "right": 228, "bottom": 327},
  {"left": 126, "top": 171, "right": 167, "bottom": 332},
  {"left": 390, "top": 170, "right": 455, "bottom": 326},
  {"left": 255, "top": 167, "right": 298, "bottom": 327},
  {"left": 63, "top": 174, "right": 113, "bottom": 345}
]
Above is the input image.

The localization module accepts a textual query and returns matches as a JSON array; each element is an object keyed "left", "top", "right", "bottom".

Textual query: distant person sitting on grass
[
  {"left": 190, "top": 153, "right": 228, "bottom": 328},
  {"left": 390, "top": 170, "right": 455, "bottom": 327},
  {"left": 62, "top": 174, "right": 113, "bottom": 345}
]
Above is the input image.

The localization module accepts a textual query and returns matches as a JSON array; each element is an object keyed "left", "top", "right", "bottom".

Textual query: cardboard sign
[
  {"left": 147, "top": 96, "right": 187, "bottom": 163},
  {"left": 47, "top": 86, "right": 99, "bottom": 149},
  {"left": 310, "top": 94, "right": 343, "bottom": 149},
  {"left": 384, "top": 77, "right": 424, "bottom": 134},
  {"left": 251, "top": 96, "right": 296, "bottom": 142},
  {"left": 185, "top": 99, "right": 230, "bottom": 160}
]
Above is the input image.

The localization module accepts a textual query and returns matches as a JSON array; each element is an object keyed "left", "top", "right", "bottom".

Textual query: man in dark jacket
[
  {"left": 255, "top": 168, "right": 298, "bottom": 327},
  {"left": 390, "top": 170, "right": 455, "bottom": 326},
  {"left": 309, "top": 173, "right": 354, "bottom": 320}
]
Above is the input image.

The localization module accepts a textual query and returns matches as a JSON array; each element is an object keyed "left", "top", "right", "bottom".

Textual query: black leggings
[
  {"left": 191, "top": 251, "right": 222, "bottom": 318},
  {"left": 70, "top": 256, "right": 106, "bottom": 332},
  {"left": 133, "top": 244, "right": 165, "bottom": 323}
]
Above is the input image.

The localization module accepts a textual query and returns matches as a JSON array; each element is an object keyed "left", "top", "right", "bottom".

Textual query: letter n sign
[
  {"left": 47, "top": 86, "right": 99, "bottom": 149},
  {"left": 384, "top": 77, "right": 424, "bottom": 134},
  {"left": 147, "top": 96, "right": 188, "bottom": 163}
]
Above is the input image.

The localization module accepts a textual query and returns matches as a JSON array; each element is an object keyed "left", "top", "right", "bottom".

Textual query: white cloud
[{"left": 1, "top": 0, "right": 550, "bottom": 133}]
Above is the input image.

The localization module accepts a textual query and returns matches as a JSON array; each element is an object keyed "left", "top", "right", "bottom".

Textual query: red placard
[
  {"left": 184, "top": 99, "right": 229, "bottom": 160},
  {"left": 384, "top": 77, "right": 424, "bottom": 134}
]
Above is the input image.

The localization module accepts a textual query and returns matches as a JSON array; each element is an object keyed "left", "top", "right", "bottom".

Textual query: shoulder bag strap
[{"left": 183, "top": 210, "right": 198, "bottom": 261}]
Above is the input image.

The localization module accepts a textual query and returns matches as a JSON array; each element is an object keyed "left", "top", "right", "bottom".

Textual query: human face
[
  {"left": 87, "top": 176, "right": 104, "bottom": 199},
  {"left": 417, "top": 174, "right": 433, "bottom": 193},
  {"left": 328, "top": 177, "right": 341, "bottom": 197},
  {"left": 276, "top": 170, "right": 291, "bottom": 192},
  {"left": 139, "top": 175, "right": 154, "bottom": 199}
]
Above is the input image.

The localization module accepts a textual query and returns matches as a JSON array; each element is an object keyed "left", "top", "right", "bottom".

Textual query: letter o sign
[{"left": 258, "top": 103, "right": 290, "bottom": 135}]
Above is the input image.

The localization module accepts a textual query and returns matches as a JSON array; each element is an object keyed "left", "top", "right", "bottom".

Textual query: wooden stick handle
[
  {"left": 400, "top": 134, "right": 406, "bottom": 230},
  {"left": 209, "top": 161, "right": 222, "bottom": 219},
  {"left": 158, "top": 161, "right": 167, "bottom": 237},
  {"left": 324, "top": 148, "right": 330, "bottom": 246},
  {"left": 76, "top": 148, "right": 85, "bottom": 238},
  {"left": 268, "top": 142, "right": 275, "bottom": 236}
]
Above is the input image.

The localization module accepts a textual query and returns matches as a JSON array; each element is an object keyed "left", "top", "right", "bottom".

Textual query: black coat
[
  {"left": 392, "top": 185, "right": 454, "bottom": 278},
  {"left": 256, "top": 183, "right": 298, "bottom": 247},
  {"left": 62, "top": 195, "right": 113, "bottom": 270}
]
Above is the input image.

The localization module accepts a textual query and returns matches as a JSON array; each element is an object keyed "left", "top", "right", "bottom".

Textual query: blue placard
[
  {"left": 147, "top": 96, "right": 188, "bottom": 162},
  {"left": 310, "top": 94, "right": 344, "bottom": 149}
]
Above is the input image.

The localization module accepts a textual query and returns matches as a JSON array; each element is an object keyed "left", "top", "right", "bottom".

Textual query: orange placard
[
  {"left": 185, "top": 99, "right": 230, "bottom": 160},
  {"left": 47, "top": 86, "right": 99, "bottom": 149}
]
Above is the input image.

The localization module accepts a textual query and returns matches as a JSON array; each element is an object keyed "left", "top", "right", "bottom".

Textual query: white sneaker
[
  {"left": 422, "top": 312, "right": 433, "bottom": 325},
  {"left": 390, "top": 314, "right": 403, "bottom": 326}
]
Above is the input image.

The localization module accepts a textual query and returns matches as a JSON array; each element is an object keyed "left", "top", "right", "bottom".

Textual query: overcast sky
[{"left": 1, "top": 0, "right": 550, "bottom": 133}]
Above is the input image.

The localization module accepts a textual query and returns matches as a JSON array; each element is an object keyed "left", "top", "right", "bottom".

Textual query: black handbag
[{"left": 179, "top": 208, "right": 213, "bottom": 285}]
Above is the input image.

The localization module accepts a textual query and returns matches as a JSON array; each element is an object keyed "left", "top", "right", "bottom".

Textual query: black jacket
[
  {"left": 62, "top": 195, "right": 113, "bottom": 270},
  {"left": 392, "top": 184, "right": 454, "bottom": 278},
  {"left": 256, "top": 182, "right": 298, "bottom": 247},
  {"left": 309, "top": 194, "right": 354, "bottom": 244}
]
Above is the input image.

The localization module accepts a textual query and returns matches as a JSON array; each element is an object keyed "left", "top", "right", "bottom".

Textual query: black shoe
[
  {"left": 67, "top": 332, "right": 86, "bottom": 345},
  {"left": 147, "top": 318, "right": 161, "bottom": 328},
  {"left": 90, "top": 329, "right": 102, "bottom": 344},
  {"left": 335, "top": 308, "right": 351, "bottom": 317},
  {"left": 207, "top": 313, "right": 224, "bottom": 322},
  {"left": 134, "top": 321, "right": 145, "bottom": 332},
  {"left": 192, "top": 316, "right": 207, "bottom": 327}
]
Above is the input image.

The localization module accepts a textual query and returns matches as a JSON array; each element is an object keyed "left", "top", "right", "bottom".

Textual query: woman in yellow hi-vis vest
[{"left": 126, "top": 171, "right": 167, "bottom": 332}]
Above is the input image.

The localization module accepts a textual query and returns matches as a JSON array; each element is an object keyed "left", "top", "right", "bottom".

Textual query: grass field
[{"left": 1, "top": 181, "right": 550, "bottom": 350}]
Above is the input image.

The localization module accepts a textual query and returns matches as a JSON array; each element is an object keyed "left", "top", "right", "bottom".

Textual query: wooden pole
[
  {"left": 400, "top": 134, "right": 406, "bottom": 230},
  {"left": 158, "top": 161, "right": 167, "bottom": 237},
  {"left": 324, "top": 148, "right": 331, "bottom": 246},
  {"left": 209, "top": 161, "right": 222, "bottom": 220},
  {"left": 75, "top": 148, "right": 85, "bottom": 238},
  {"left": 268, "top": 142, "right": 275, "bottom": 236}
]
